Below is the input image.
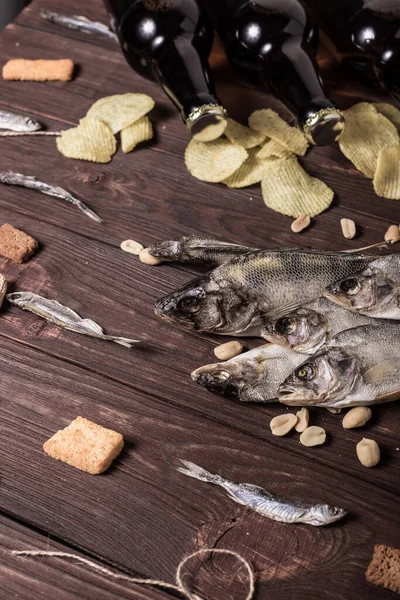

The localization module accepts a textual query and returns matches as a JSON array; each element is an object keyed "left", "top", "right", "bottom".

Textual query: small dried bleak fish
[
  {"left": 324, "top": 253, "right": 400, "bottom": 319},
  {"left": 192, "top": 344, "right": 305, "bottom": 402},
  {"left": 0, "top": 171, "right": 102, "bottom": 223},
  {"left": 148, "top": 235, "right": 259, "bottom": 266},
  {"left": 178, "top": 460, "right": 347, "bottom": 526},
  {"left": 279, "top": 321, "right": 400, "bottom": 408},
  {"left": 7, "top": 292, "right": 140, "bottom": 348},
  {"left": 155, "top": 249, "right": 373, "bottom": 336},
  {"left": 40, "top": 10, "right": 118, "bottom": 42},
  {"left": 0, "top": 109, "right": 42, "bottom": 132}
]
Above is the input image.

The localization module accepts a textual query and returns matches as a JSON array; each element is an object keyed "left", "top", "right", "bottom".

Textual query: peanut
[
  {"left": 326, "top": 407, "right": 342, "bottom": 414},
  {"left": 356, "top": 438, "right": 380, "bottom": 467},
  {"left": 214, "top": 341, "right": 244, "bottom": 361},
  {"left": 0, "top": 274, "right": 7, "bottom": 309},
  {"left": 139, "top": 247, "right": 162, "bottom": 265},
  {"left": 342, "top": 406, "right": 372, "bottom": 429},
  {"left": 340, "top": 218, "right": 357, "bottom": 240},
  {"left": 300, "top": 426, "right": 326, "bottom": 447},
  {"left": 295, "top": 407, "right": 309, "bottom": 433},
  {"left": 120, "top": 239, "right": 144, "bottom": 255},
  {"left": 291, "top": 213, "right": 311, "bottom": 233},
  {"left": 270, "top": 413, "right": 298, "bottom": 436},
  {"left": 384, "top": 224, "right": 400, "bottom": 244}
]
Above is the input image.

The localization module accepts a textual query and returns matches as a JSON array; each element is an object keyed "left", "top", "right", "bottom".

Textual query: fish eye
[
  {"left": 295, "top": 364, "right": 314, "bottom": 380},
  {"left": 275, "top": 316, "right": 296, "bottom": 335},
  {"left": 178, "top": 296, "right": 200, "bottom": 313},
  {"left": 214, "top": 371, "right": 230, "bottom": 381},
  {"left": 328, "top": 506, "right": 339, "bottom": 515},
  {"left": 339, "top": 278, "right": 360, "bottom": 295}
]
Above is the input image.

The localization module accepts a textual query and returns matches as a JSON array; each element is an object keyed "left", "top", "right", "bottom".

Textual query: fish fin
[
  {"left": 109, "top": 336, "right": 141, "bottom": 348},
  {"left": 177, "top": 460, "right": 219, "bottom": 484},
  {"left": 364, "top": 361, "right": 398, "bottom": 384},
  {"left": 263, "top": 300, "right": 303, "bottom": 320},
  {"left": 376, "top": 389, "right": 400, "bottom": 402},
  {"left": 80, "top": 318, "right": 105, "bottom": 335},
  {"left": 342, "top": 241, "right": 387, "bottom": 254}
]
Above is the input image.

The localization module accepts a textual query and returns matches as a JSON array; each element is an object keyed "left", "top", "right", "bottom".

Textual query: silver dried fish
[
  {"left": 0, "top": 109, "right": 42, "bottom": 132},
  {"left": 40, "top": 9, "right": 118, "bottom": 41},
  {"left": 7, "top": 292, "right": 140, "bottom": 348},
  {"left": 178, "top": 460, "right": 347, "bottom": 526},
  {"left": 0, "top": 171, "right": 102, "bottom": 223}
]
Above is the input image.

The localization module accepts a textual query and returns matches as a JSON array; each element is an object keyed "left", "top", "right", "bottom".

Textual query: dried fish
[
  {"left": 7, "top": 292, "right": 140, "bottom": 348},
  {"left": 0, "top": 109, "right": 42, "bottom": 132},
  {"left": 178, "top": 460, "right": 347, "bottom": 526},
  {"left": 0, "top": 171, "right": 102, "bottom": 223},
  {"left": 40, "top": 9, "right": 118, "bottom": 42}
]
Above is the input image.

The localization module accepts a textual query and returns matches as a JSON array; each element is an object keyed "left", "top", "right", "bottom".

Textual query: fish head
[
  {"left": 307, "top": 504, "right": 347, "bottom": 526},
  {"left": 324, "top": 268, "right": 397, "bottom": 315},
  {"left": 148, "top": 239, "right": 183, "bottom": 261},
  {"left": 278, "top": 347, "right": 358, "bottom": 405},
  {"left": 6, "top": 291, "right": 35, "bottom": 307},
  {"left": 262, "top": 308, "right": 329, "bottom": 354},
  {"left": 25, "top": 117, "right": 42, "bottom": 131},
  {"left": 155, "top": 276, "right": 254, "bottom": 334}
]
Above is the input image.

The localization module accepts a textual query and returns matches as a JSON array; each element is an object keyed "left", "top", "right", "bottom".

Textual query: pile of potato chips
[{"left": 57, "top": 93, "right": 155, "bottom": 163}]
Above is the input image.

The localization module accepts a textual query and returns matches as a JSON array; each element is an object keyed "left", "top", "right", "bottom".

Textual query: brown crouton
[{"left": 0, "top": 223, "right": 38, "bottom": 263}]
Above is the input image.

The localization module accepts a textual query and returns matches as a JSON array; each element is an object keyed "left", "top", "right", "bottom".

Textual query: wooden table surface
[{"left": 0, "top": 1, "right": 399, "bottom": 599}]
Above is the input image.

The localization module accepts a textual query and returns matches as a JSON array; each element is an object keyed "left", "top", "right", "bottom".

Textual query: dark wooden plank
[
  {"left": 0, "top": 336, "right": 398, "bottom": 600},
  {"left": 0, "top": 515, "right": 172, "bottom": 600}
]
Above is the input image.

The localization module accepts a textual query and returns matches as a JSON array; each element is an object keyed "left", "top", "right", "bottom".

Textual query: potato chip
[
  {"left": 87, "top": 93, "right": 155, "bottom": 134},
  {"left": 339, "top": 107, "right": 399, "bottom": 178},
  {"left": 224, "top": 118, "right": 266, "bottom": 148},
  {"left": 345, "top": 102, "right": 377, "bottom": 116},
  {"left": 373, "top": 145, "right": 400, "bottom": 199},
  {"left": 248, "top": 109, "right": 308, "bottom": 156},
  {"left": 261, "top": 157, "right": 334, "bottom": 217},
  {"left": 374, "top": 103, "right": 400, "bottom": 132},
  {"left": 56, "top": 117, "right": 116, "bottom": 163},
  {"left": 120, "top": 116, "right": 153, "bottom": 153},
  {"left": 185, "top": 138, "right": 248, "bottom": 183},
  {"left": 257, "top": 138, "right": 293, "bottom": 160},
  {"left": 223, "top": 148, "right": 275, "bottom": 188}
]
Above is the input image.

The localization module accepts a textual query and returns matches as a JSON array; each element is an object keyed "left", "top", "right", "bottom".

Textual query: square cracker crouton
[
  {"left": 365, "top": 544, "right": 400, "bottom": 594},
  {"left": 2, "top": 59, "right": 74, "bottom": 81},
  {"left": 0, "top": 223, "right": 38, "bottom": 263},
  {"left": 43, "top": 416, "right": 124, "bottom": 475}
]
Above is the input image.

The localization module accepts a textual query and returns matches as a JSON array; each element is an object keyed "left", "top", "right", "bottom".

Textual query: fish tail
[
  {"left": 177, "top": 460, "right": 222, "bottom": 485},
  {"left": 110, "top": 337, "right": 141, "bottom": 348}
]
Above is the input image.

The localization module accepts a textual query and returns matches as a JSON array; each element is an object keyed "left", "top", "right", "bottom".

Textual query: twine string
[
  {"left": 0, "top": 131, "right": 61, "bottom": 137},
  {"left": 12, "top": 548, "right": 255, "bottom": 600}
]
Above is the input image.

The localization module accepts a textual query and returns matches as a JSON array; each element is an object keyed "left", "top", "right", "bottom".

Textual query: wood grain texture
[{"left": 0, "top": 1, "right": 399, "bottom": 599}]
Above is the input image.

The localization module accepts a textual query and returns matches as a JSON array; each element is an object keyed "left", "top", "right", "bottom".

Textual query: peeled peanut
[
  {"left": 342, "top": 406, "right": 372, "bottom": 429},
  {"left": 291, "top": 214, "right": 310, "bottom": 233},
  {"left": 356, "top": 438, "right": 380, "bottom": 467},
  {"left": 270, "top": 413, "right": 298, "bottom": 436},
  {"left": 139, "top": 248, "right": 162, "bottom": 265},
  {"left": 295, "top": 407, "right": 309, "bottom": 433},
  {"left": 0, "top": 274, "right": 7, "bottom": 309},
  {"left": 326, "top": 407, "right": 342, "bottom": 414},
  {"left": 214, "top": 341, "right": 244, "bottom": 361},
  {"left": 340, "top": 218, "right": 357, "bottom": 240},
  {"left": 384, "top": 224, "right": 400, "bottom": 244},
  {"left": 300, "top": 426, "right": 326, "bottom": 447},
  {"left": 120, "top": 239, "right": 144, "bottom": 255}
]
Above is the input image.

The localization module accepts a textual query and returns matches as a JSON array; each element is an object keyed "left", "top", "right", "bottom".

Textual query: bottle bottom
[
  {"left": 303, "top": 108, "right": 345, "bottom": 146},
  {"left": 186, "top": 104, "right": 228, "bottom": 142}
]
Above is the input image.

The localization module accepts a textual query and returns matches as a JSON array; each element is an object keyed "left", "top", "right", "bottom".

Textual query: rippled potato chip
[
  {"left": 56, "top": 117, "right": 116, "bottom": 163},
  {"left": 249, "top": 109, "right": 308, "bottom": 156},
  {"left": 374, "top": 102, "right": 400, "bottom": 132},
  {"left": 373, "top": 145, "right": 400, "bottom": 199},
  {"left": 185, "top": 139, "right": 248, "bottom": 183},
  {"left": 223, "top": 148, "right": 275, "bottom": 188},
  {"left": 121, "top": 116, "right": 153, "bottom": 153},
  {"left": 339, "top": 104, "right": 399, "bottom": 178},
  {"left": 224, "top": 118, "right": 266, "bottom": 148},
  {"left": 261, "top": 157, "right": 334, "bottom": 217},
  {"left": 87, "top": 93, "right": 155, "bottom": 134},
  {"left": 257, "top": 138, "right": 293, "bottom": 160}
]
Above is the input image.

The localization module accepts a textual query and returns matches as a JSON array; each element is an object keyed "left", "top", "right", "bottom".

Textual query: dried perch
[
  {"left": 40, "top": 9, "right": 118, "bottom": 42},
  {"left": 0, "top": 171, "right": 102, "bottom": 223},
  {"left": 7, "top": 292, "right": 140, "bottom": 348},
  {"left": 0, "top": 109, "right": 42, "bottom": 132}
]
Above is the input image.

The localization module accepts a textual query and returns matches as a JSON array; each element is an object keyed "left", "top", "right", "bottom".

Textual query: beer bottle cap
[
  {"left": 303, "top": 108, "right": 345, "bottom": 146},
  {"left": 186, "top": 104, "right": 228, "bottom": 142}
]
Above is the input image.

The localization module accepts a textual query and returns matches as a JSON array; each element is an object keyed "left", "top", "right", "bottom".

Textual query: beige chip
[
  {"left": 223, "top": 148, "right": 273, "bottom": 188},
  {"left": 87, "top": 93, "right": 155, "bottom": 134},
  {"left": 185, "top": 138, "right": 248, "bottom": 183},
  {"left": 43, "top": 416, "right": 124, "bottom": 474},
  {"left": 339, "top": 103, "right": 399, "bottom": 178},
  {"left": 248, "top": 109, "right": 308, "bottom": 156},
  {"left": 257, "top": 138, "right": 293, "bottom": 160},
  {"left": 261, "top": 157, "right": 334, "bottom": 217},
  {"left": 373, "top": 145, "right": 400, "bottom": 199},
  {"left": 374, "top": 103, "right": 400, "bottom": 132},
  {"left": 224, "top": 118, "right": 266, "bottom": 148},
  {"left": 121, "top": 116, "right": 153, "bottom": 153},
  {"left": 0, "top": 273, "right": 7, "bottom": 309},
  {"left": 56, "top": 117, "right": 116, "bottom": 163},
  {"left": 2, "top": 58, "right": 74, "bottom": 81}
]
